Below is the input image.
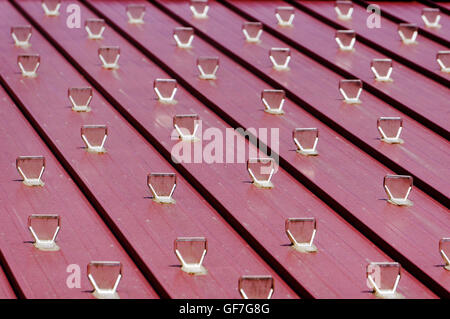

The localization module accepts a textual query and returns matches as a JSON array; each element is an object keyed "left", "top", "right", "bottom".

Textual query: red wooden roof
[{"left": 0, "top": 0, "right": 448, "bottom": 299}]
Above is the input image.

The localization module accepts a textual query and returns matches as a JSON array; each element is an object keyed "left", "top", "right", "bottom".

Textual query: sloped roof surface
[{"left": 0, "top": 0, "right": 448, "bottom": 299}]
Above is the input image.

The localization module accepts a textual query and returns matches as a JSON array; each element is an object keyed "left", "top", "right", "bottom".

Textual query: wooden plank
[
  {"left": 0, "top": 83, "right": 158, "bottom": 299},
  {"left": 13, "top": 0, "right": 437, "bottom": 298},
  {"left": 108, "top": 0, "right": 449, "bottom": 297},
  {"left": 1, "top": 0, "right": 296, "bottom": 299},
  {"left": 296, "top": 1, "right": 450, "bottom": 87}
]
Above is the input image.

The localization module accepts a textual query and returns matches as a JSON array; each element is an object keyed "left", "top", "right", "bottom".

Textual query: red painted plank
[
  {"left": 298, "top": 1, "right": 450, "bottom": 85},
  {"left": 1, "top": 0, "right": 296, "bottom": 299},
  {"left": 0, "top": 83, "right": 157, "bottom": 298},
  {"left": 227, "top": 0, "right": 450, "bottom": 140},
  {"left": 18, "top": 0, "right": 438, "bottom": 298},
  {"left": 114, "top": 0, "right": 449, "bottom": 297},
  {"left": 372, "top": 1, "right": 450, "bottom": 43},
  {"left": 226, "top": 0, "right": 450, "bottom": 206}
]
